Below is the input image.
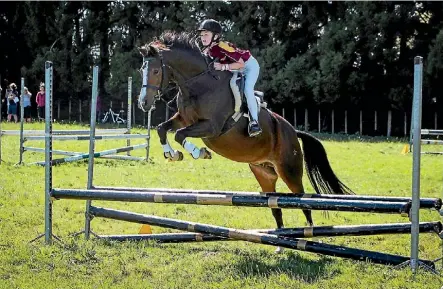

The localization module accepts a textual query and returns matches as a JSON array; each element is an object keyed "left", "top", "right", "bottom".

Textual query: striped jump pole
[
  {"left": 422, "top": 152, "right": 443, "bottom": 155},
  {"left": 33, "top": 143, "right": 148, "bottom": 166},
  {"left": 23, "top": 146, "right": 145, "bottom": 161},
  {"left": 421, "top": 140, "right": 443, "bottom": 145},
  {"left": 51, "top": 188, "right": 412, "bottom": 215},
  {"left": 3, "top": 128, "right": 129, "bottom": 136},
  {"left": 25, "top": 134, "right": 149, "bottom": 141},
  {"left": 421, "top": 129, "right": 443, "bottom": 136},
  {"left": 91, "top": 209, "right": 442, "bottom": 241},
  {"left": 89, "top": 206, "right": 435, "bottom": 268},
  {"left": 91, "top": 186, "right": 442, "bottom": 211}
]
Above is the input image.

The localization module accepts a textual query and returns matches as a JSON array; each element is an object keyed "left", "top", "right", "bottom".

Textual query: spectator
[
  {"left": 22, "top": 87, "right": 32, "bottom": 122},
  {"left": 7, "top": 83, "right": 19, "bottom": 123},
  {"left": 36, "top": 83, "right": 45, "bottom": 121}
]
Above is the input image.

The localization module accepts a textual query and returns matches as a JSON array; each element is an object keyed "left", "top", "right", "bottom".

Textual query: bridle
[{"left": 139, "top": 48, "right": 218, "bottom": 112}]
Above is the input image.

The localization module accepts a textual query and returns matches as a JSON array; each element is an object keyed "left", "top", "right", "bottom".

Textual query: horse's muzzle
[{"left": 138, "top": 97, "right": 156, "bottom": 112}]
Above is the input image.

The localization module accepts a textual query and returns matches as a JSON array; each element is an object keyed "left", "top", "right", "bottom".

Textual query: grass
[{"left": 0, "top": 121, "right": 442, "bottom": 289}]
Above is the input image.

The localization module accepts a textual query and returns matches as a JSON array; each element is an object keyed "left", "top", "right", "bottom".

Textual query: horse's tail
[{"left": 296, "top": 130, "right": 354, "bottom": 195}]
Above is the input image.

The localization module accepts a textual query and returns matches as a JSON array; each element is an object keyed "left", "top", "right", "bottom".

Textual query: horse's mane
[{"left": 148, "top": 31, "right": 203, "bottom": 58}]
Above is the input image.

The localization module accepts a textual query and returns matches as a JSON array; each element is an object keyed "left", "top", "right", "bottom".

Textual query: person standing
[
  {"left": 7, "top": 83, "right": 19, "bottom": 123},
  {"left": 22, "top": 87, "right": 32, "bottom": 122},
  {"left": 36, "top": 83, "right": 45, "bottom": 121}
]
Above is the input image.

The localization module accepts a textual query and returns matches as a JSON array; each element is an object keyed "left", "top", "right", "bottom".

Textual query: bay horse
[{"left": 137, "top": 32, "right": 354, "bottom": 247}]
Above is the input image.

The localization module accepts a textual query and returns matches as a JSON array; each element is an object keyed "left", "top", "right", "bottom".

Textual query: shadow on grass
[
  {"left": 97, "top": 239, "right": 338, "bottom": 282},
  {"left": 228, "top": 249, "right": 337, "bottom": 283}
]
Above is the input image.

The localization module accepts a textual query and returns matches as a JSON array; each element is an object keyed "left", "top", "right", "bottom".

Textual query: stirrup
[{"left": 248, "top": 120, "right": 262, "bottom": 137}]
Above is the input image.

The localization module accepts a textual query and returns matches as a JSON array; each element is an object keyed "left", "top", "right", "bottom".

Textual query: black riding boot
[{"left": 248, "top": 120, "right": 262, "bottom": 137}]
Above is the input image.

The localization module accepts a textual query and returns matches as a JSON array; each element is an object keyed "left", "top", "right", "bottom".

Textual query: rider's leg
[
  {"left": 244, "top": 56, "right": 262, "bottom": 136},
  {"left": 229, "top": 71, "right": 241, "bottom": 112}
]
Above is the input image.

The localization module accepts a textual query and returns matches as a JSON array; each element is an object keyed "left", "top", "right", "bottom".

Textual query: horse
[{"left": 137, "top": 32, "right": 354, "bottom": 247}]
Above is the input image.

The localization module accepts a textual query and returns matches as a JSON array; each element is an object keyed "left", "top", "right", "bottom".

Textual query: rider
[{"left": 197, "top": 19, "right": 262, "bottom": 137}]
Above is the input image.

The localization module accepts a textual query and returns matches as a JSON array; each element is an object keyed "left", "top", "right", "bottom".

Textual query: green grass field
[{"left": 1, "top": 122, "right": 442, "bottom": 289}]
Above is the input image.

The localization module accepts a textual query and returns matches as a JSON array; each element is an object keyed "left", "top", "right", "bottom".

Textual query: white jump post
[
  {"left": 19, "top": 77, "right": 25, "bottom": 164},
  {"left": 85, "top": 65, "right": 99, "bottom": 240},
  {"left": 44, "top": 61, "right": 54, "bottom": 244},
  {"left": 410, "top": 56, "right": 422, "bottom": 272},
  {"left": 127, "top": 77, "right": 132, "bottom": 156}
]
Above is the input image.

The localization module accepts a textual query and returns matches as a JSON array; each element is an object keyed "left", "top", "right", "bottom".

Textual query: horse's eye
[{"left": 153, "top": 69, "right": 160, "bottom": 75}]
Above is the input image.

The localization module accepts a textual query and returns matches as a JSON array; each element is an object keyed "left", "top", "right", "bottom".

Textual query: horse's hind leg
[
  {"left": 249, "top": 163, "right": 286, "bottom": 253},
  {"left": 157, "top": 112, "right": 185, "bottom": 161},
  {"left": 274, "top": 157, "right": 314, "bottom": 227}
]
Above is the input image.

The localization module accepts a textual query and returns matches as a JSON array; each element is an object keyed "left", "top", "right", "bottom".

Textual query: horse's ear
[
  {"left": 148, "top": 45, "right": 158, "bottom": 55},
  {"left": 138, "top": 45, "right": 157, "bottom": 57},
  {"left": 138, "top": 46, "right": 149, "bottom": 57}
]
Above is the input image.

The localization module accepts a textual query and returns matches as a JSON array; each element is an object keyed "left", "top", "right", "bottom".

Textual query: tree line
[{"left": 1, "top": 1, "right": 443, "bottom": 116}]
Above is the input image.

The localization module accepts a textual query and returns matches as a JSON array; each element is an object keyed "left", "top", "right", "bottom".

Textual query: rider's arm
[
  {"left": 224, "top": 59, "right": 244, "bottom": 70},
  {"left": 213, "top": 42, "right": 249, "bottom": 71}
]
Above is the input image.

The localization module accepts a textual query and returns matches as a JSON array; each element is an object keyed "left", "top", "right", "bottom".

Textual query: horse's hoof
[
  {"left": 199, "top": 148, "right": 212, "bottom": 159},
  {"left": 176, "top": 151, "right": 184, "bottom": 161},
  {"left": 274, "top": 247, "right": 284, "bottom": 254},
  {"left": 165, "top": 150, "right": 184, "bottom": 162}
]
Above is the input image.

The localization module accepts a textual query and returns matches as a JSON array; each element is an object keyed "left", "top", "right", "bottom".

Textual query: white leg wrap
[
  {"left": 183, "top": 140, "right": 200, "bottom": 159},
  {"left": 162, "top": 143, "right": 175, "bottom": 155}
]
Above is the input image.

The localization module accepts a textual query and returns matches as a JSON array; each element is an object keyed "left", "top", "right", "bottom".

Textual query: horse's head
[
  {"left": 138, "top": 32, "right": 212, "bottom": 112},
  {"left": 137, "top": 41, "right": 170, "bottom": 112}
]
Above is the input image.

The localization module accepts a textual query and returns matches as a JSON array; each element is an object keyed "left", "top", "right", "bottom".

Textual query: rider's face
[{"left": 200, "top": 30, "right": 213, "bottom": 46}]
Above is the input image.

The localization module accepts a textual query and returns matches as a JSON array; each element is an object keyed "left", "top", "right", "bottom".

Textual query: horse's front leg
[
  {"left": 174, "top": 120, "right": 217, "bottom": 160},
  {"left": 157, "top": 112, "right": 185, "bottom": 161}
]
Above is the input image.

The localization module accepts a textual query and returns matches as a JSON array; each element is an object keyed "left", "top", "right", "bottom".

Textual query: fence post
[
  {"left": 404, "top": 112, "right": 408, "bottom": 136},
  {"left": 374, "top": 111, "right": 377, "bottom": 132},
  {"left": 344, "top": 110, "right": 348, "bottom": 134},
  {"left": 304, "top": 108, "right": 309, "bottom": 131},
  {"left": 293, "top": 108, "right": 297, "bottom": 128},
  {"left": 318, "top": 109, "right": 321, "bottom": 132},
  {"left": 435, "top": 112, "right": 438, "bottom": 130},
  {"left": 331, "top": 109, "right": 335, "bottom": 134},
  {"left": 387, "top": 110, "right": 392, "bottom": 137},
  {"left": 359, "top": 110, "right": 363, "bottom": 135},
  {"left": 282, "top": 108, "right": 285, "bottom": 119},
  {"left": 57, "top": 100, "right": 60, "bottom": 120},
  {"left": 79, "top": 99, "right": 82, "bottom": 123},
  {"left": 68, "top": 99, "right": 71, "bottom": 122}
]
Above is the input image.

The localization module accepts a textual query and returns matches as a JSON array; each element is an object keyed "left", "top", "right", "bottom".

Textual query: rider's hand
[{"left": 213, "top": 62, "right": 223, "bottom": 71}]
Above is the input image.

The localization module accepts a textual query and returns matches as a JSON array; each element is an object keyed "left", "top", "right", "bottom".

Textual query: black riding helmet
[
  {"left": 197, "top": 19, "right": 222, "bottom": 48},
  {"left": 197, "top": 19, "right": 222, "bottom": 34}
]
